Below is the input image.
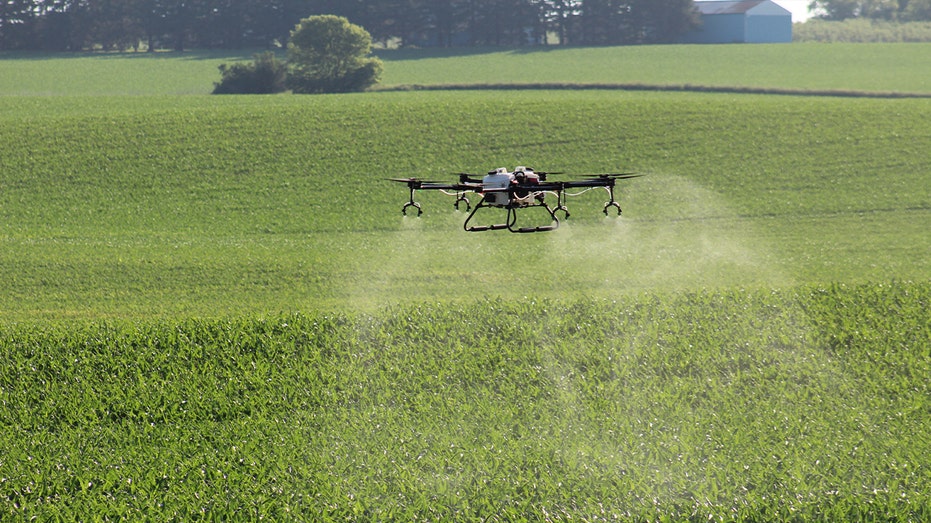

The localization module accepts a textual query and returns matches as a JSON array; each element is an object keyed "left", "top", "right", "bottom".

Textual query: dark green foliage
[
  {"left": 0, "top": 0, "right": 702, "bottom": 52},
  {"left": 810, "top": 0, "right": 931, "bottom": 21},
  {"left": 212, "top": 52, "right": 287, "bottom": 94},
  {"left": 286, "top": 15, "right": 383, "bottom": 94},
  {"left": 794, "top": 18, "right": 931, "bottom": 42},
  {"left": 287, "top": 58, "right": 382, "bottom": 94}
]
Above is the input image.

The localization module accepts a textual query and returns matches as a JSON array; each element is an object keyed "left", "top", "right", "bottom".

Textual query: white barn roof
[{"left": 695, "top": 1, "right": 791, "bottom": 16}]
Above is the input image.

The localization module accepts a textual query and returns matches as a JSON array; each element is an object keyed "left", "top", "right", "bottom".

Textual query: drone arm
[
  {"left": 555, "top": 179, "right": 627, "bottom": 216},
  {"left": 394, "top": 180, "right": 474, "bottom": 216},
  {"left": 439, "top": 189, "right": 471, "bottom": 211}
]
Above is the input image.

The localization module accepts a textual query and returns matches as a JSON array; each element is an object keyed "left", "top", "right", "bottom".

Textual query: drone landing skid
[{"left": 464, "top": 199, "right": 559, "bottom": 234}]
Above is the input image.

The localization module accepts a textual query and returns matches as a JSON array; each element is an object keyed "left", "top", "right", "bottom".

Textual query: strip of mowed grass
[{"left": 1, "top": 91, "right": 929, "bottom": 318}]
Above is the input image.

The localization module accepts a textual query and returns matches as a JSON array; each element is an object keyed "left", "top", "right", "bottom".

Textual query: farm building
[{"left": 680, "top": 0, "right": 793, "bottom": 43}]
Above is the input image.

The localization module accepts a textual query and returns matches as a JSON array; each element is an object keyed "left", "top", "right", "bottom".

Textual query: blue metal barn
[{"left": 681, "top": 0, "right": 793, "bottom": 43}]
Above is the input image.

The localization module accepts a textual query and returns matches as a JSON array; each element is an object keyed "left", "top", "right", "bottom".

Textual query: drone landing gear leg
[
  {"left": 454, "top": 192, "right": 470, "bottom": 211},
  {"left": 603, "top": 186, "right": 622, "bottom": 216},
  {"left": 463, "top": 200, "right": 509, "bottom": 232},
  {"left": 508, "top": 204, "right": 559, "bottom": 233},
  {"left": 553, "top": 190, "right": 571, "bottom": 220},
  {"left": 401, "top": 186, "right": 423, "bottom": 216}
]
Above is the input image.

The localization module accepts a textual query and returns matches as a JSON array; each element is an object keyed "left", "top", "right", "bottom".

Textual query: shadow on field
[
  {"left": 375, "top": 47, "right": 509, "bottom": 61},
  {"left": 374, "top": 82, "right": 931, "bottom": 99},
  {"left": 0, "top": 49, "right": 277, "bottom": 61},
  {"left": 375, "top": 45, "right": 579, "bottom": 61}
]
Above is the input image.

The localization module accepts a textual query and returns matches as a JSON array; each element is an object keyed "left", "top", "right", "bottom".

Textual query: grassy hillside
[{"left": 1, "top": 91, "right": 928, "bottom": 318}]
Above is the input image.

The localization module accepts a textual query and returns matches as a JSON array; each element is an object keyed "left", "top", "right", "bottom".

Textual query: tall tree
[
  {"left": 348, "top": 0, "right": 432, "bottom": 45},
  {"left": 0, "top": 0, "right": 40, "bottom": 49},
  {"left": 428, "top": 0, "right": 468, "bottom": 47},
  {"left": 575, "top": 0, "right": 628, "bottom": 45},
  {"left": 34, "top": 0, "right": 88, "bottom": 51},
  {"left": 248, "top": 0, "right": 310, "bottom": 47},
  {"left": 0, "top": 0, "right": 703, "bottom": 51},
  {"left": 467, "top": 0, "right": 536, "bottom": 45},
  {"left": 541, "top": 0, "right": 582, "bottom": 44},
  {"left": 286, "top": 14, "right": 383, "bottom": 93},
  {"left": 85, "top": 0, "right": 145, "bottom": 50},
  {"left": 134, "top": 0, "right": 195, "bottom": 51},
  {"left": 902, "top": 0, "right": 931, "bottom": 19},
  {"left": 626, "top": 0, "right": 698, "bottom": 43}
]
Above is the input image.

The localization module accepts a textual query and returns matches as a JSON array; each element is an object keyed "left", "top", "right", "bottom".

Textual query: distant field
[
  {"left": 1, "top": 47, "right": 930, "bottom": 520},
  {"left": 2, "top": 43, "right": 931, "bottom": 96},
  {"left": 376, "top": 43, "right": 931, "bottom": 94}
]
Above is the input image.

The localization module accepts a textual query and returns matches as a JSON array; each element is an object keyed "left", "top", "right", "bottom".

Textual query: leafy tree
[
  {"left": 903, "top": 0, "right": 931, "bottom": 20},
  {"left": 469, "top": 0, "right": 544, "bottom": 45},
  {"left": 213, "top": 51, "right": 288, "bottom": 94},
  {"left": 1, "top": 0, "right": 709, "bottom": 51},
  {"left": 543, "top": 0, "right": 583, "bottom": 44},
  {"left": 414, "top": 0, "right": 468, "bottom": 47},
  {"left": 810, "top": 0, "right": 902, "bottom": 19},
  {"left": 0, "top": 0, "right": 34, "bottom": 49},
  {"left": 629, "top": 0, "right": 700, "bottom": 43},
  {"left": 84, "top": 0, "right": 145, "bottom": 51},
  {"left": 286, "top": 15, "right": 383, "bottom": 94}
]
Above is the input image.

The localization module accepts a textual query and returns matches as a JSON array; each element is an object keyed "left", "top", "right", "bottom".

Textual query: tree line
[
  {"left": 810, "top": 0, "right": 931, "bottom": 21},
  {"left": 1, "top": 0, "right": 699, "bottom": 51},
  {"left": 4, "top": 0, "right": 930, "bottom": 52}
]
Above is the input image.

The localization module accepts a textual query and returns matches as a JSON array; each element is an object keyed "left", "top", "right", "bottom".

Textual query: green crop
[
  {"left": 1, "top": 283, "right": 929, "bottom": 520},
  {"left": 1, "top": 49, "right": 930, "bottom": 520},
  {"left": 376, "top": 43, "right": 931, "bottom": 95},
  {"left": 1, "top": 91, "right": 928, "bottom": 319}
]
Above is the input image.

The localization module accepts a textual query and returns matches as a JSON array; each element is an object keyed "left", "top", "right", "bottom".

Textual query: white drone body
[
  {"left": 482, "top": 167, "right": 541, "bottom": 207},
  {"left": 390, "top": 167, "right": 642, "bottom": 233}
]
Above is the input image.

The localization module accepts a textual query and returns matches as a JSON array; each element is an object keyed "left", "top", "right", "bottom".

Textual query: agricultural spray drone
[{"left": 390, "top": 167, "right": 643, "bottom": 233}]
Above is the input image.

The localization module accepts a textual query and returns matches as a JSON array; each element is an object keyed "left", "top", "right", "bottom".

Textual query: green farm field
[
  {"left": 1, "top": 92, "right": 928, "bottom": 318},
  {"left": 2, "top": 42, "right": 931, "bottom": 95},
  {"left": 1, "top": 45, "right": 930, "bottom": 520}
]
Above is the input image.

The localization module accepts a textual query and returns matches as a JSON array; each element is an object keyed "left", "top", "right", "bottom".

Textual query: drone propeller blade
[
  {"left": 567, "top": 172, "right": 643, "bottom": 181},
  {"left": 388, "top": 177, "right": 443, "bottom": 184},
  {"left": 455, "top": 173, "right": 485, "bottom": 184}
]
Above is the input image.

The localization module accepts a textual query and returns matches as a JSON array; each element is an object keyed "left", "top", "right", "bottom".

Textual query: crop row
[{"left": 2, "top": 281, "right": 929, "bottom": 520}]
